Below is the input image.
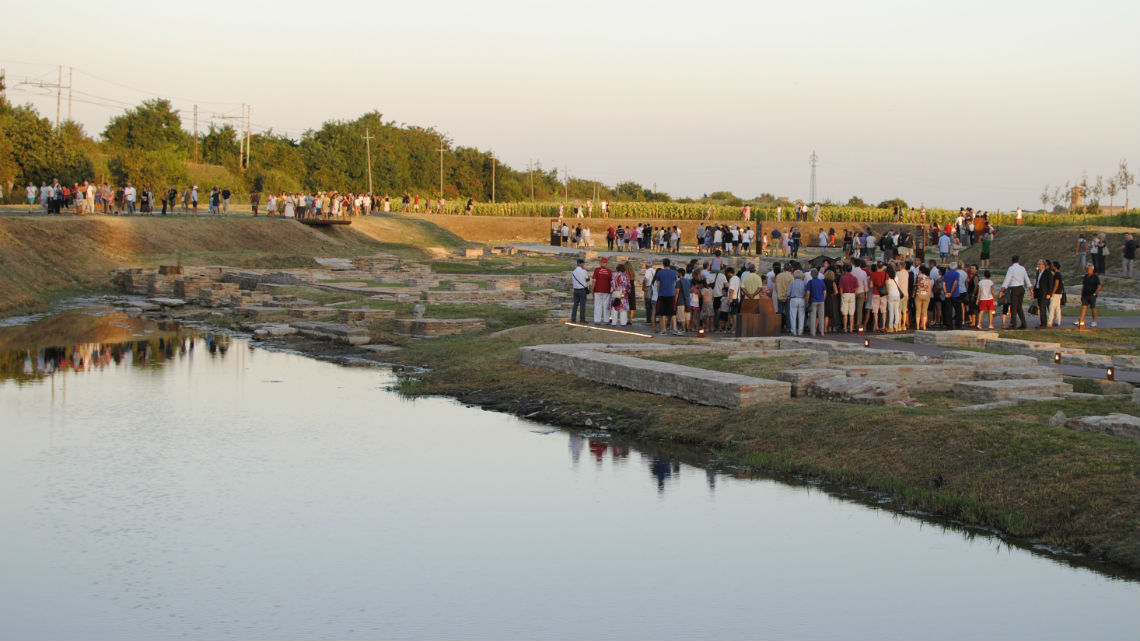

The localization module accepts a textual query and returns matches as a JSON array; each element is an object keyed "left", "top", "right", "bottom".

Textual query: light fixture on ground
[
  {"left": 1106, "top": 367, "right": 1115, "bottom": 381},
  {"left": 1054, "top": 352, "right": 1061, "bottom": 364}
]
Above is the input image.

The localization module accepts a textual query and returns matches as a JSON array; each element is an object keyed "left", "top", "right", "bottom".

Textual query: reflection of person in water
[
  {"left": 650, "top": 458, "right": 672, "bottom": 492},
  {"left": 568, "top": 433, "right": 584, "bottom": 465},
  {"left": 610, "top": 445, "right": 629, "bottom": 460},
  {"left": 588, "top": 438, "right": 608, "bottom": 464}
]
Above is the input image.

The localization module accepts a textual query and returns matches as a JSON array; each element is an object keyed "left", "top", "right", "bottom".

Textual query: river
[{"left": 0, "top": 310, "right": 1136, "bottom": 640}]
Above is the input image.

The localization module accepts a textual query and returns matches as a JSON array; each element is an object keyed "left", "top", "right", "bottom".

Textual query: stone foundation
[
  {"left": 394, "top": 318, "right": 486, "bottom": 338},
  {"left": 519, "top": 343, "right": 790, "bottom": 408}
]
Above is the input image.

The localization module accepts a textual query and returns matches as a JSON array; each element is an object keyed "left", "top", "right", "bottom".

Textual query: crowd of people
[
  {"left": 23, "top": 179, "right": 464, "bottom": 219},
  {"left": 570, "top": 239, "right": 1129, "bottom": 337}
]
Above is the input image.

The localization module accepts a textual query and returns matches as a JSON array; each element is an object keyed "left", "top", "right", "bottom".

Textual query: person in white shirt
[
  {"left": 998, "top": 255, "right": 1031, "bottom": 329},
  {"left": 976, "top": 270, "right": 996, "bottom": 329},
  {"left": 818, "top": 230, "right": 829, "bottom": 247},
  {"left": 123, "top": 184, "right": 138, "bottom": 214},
  {"left": 643, "top": 263, "right": 656, "bottom": 326},
  {"left": 570, "top": 259, "right": 589, "bottom": 323}
]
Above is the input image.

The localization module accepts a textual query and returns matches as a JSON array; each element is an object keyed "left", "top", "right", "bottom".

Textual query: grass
[
  {"left": 996, "top": 328, "right": 1139, "bottom": 356},
  {"left": 430, "top": 256, "right": 569, "bottom": 275}
]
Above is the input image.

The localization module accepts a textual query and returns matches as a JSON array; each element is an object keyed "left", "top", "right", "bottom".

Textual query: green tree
[
  {"left": 103, "top": 99, "right": 189, "bottom": 155},
  {"left": 847, "top": 195, "right": 868, "bottom": 207},
  {"left": 876, "top": 197, "right": 908, "bottom": 210},
  {"left": 108, "top": 147, "right": 187, "bottom": 189},
  {"left": 0, "top": 103, "right": 94, "bottom": 189},
  {"left": 198, "top": 124, "right": 241, "bottom": 167},
  {"left": 615, "top": 181, "right": 645, "bottom": 201}
]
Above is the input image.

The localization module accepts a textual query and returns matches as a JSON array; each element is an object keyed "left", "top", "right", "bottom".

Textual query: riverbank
[
  {"left": 3, "top": 212, "right": 1138, "bottom": 572},
  {"left": 376, "top": 322, "right": 1139, "bottom": 572}
]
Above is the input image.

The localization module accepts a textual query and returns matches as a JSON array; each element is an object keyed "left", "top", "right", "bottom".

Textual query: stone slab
[
  {"left": 290, "top": 321, "right": 371, "bottom": 345},
  {"left": 955, "top": 379, "right": 1073, "bottom": 403},
  {"left": 519, "top": 343, "right": 790, "bottom": 408},
  {"left": 844, "top": 363, "right": 977, "bottom": 392},
  {"left": 776, "top": 369, "right": 845, "bottom": 397},
  {"left": 1065, "top": 414, "right": 1140, "bottom": 440}
]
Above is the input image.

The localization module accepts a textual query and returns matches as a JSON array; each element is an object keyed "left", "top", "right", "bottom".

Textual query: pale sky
[{"left": 3, "top": 0, "right": 1138, "bottom": 210}]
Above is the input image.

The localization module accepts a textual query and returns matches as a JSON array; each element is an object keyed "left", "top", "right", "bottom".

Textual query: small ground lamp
[
  {"left": 1053, "top": 352, "right": 1061, "bottom": 364},
  {"left": 698, "top": 328, "right": 706, "bottom": 338},
  {"left": 864, "top": 338, "right": 870, "bottom": 348},
  {"left": 1106, "top": 367, "right": 1115, "bottom": 381}
]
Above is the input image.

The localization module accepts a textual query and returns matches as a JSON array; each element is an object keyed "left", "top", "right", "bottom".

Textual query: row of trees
[
  {"left": 1040, "top": 161, "right": 1135, "bottom": 214},
  {"left": 0, "top": 94, "right": 921, "bottom": 208}
]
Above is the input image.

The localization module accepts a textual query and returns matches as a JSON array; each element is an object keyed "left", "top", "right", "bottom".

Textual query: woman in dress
[{"left": 610, "top": 263, "right": 633, "bottom": 326}]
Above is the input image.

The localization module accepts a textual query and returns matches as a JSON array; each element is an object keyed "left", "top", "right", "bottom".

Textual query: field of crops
[{"left": 427, "top": 201, "right": 1139, "bottom": 228}]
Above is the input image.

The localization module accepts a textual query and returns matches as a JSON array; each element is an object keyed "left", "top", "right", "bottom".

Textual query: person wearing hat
[
  {"left": 570, "top": 258, "right": 590, "bottom": 323},
  {"left": 592, "top": 257, "right": 613, "bottom": 324}
]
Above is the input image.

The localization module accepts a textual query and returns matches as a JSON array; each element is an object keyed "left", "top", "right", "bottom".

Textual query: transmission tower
[{"left": 809, "top": 151, "right": 818, "bottom": 204}]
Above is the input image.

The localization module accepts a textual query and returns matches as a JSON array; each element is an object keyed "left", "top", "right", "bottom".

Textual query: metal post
[{"left": 362, "top": 128, "right": 374, "bottom": 194}]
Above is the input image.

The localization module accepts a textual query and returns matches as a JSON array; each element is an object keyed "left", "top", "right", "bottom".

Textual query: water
[{"left": 1, "top": 311, "right": 1137, "bottom": 640}]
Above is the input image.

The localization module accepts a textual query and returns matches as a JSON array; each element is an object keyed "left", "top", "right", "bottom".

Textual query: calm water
[{"left": 0, "top": 313, "right": 1137, "bottom": 640}]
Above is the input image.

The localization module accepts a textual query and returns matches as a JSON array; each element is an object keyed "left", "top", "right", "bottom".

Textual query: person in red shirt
[
  {"left": 838, "top": 264, "right": 859, "bottom": 332},
  {"left": 867, "top": 263, "right": 888, "bottom": 332},
  {"left": 592, "top": 258, "right": 614, "bottom": 324}
]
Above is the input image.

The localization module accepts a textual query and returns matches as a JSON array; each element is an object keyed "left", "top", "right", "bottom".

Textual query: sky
[{"left": 3, "top": 0, "right": 1138, "bottom": 210}]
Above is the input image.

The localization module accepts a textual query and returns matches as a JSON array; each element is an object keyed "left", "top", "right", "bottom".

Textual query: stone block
[
  {"left": 487, "top": 279, "right": 522, "bottom": 291},
  {"left": 803, "top": 375, "right": 914, "bottom": 406},
  {"left": 290, "top": 321, "right": 371, "bottom": 345},
  {"left": 844, "top": 364, "right": 977, "bottom": 392},
  {"left": 914, "top": 329, "right": 996, "bottom": 348},
  {"left": 776, "top": 368, "right": 845, "bottom": 397},
  {"left": 336, "top": 308, "right": 396, "bottom": 325},
  {"left": 955, "top": 379, "right": 1073, "bottom": 403},
  {"left": 972, "top": 367, "right": 1062, "bottom": 381},
  {"left": 1112, "top": 354, "right": 1140, "bottom": 372},
  {"left": 1065, "top": 414, "right": 1140, "bottom": 441},
  {"left": 518, "top": 343, "right": 790, "bottom": 408},
  {"left": 1060, "top": 353, "right": 1113, "bottom": 368},
  {"left": 939, "top": 351, "right": 1039, "bottom": 368},
  {"left": 394, "top": 318, "right": 486, "bottom": 338}
]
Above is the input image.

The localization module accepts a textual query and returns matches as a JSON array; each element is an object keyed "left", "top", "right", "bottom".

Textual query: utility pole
[
  {"left": 67, "top": 67, "right": 72, "bottom": 122},
  {"left": 491, "top": 153, "right": 495, "bottom": 203},
  {"left": 564, "top": 166, "right": 568, "bottom": 200},
  {"left": 362, "top": 128, "right": 375, "bottom": 194},
  {"left": 244, "top": 104, "right": 251, "bottom": 170},
  {"left": 193, "top": 104, "right": 199, "bottom": 163},
  {"left": 528, "top": 160, "right": 534, "bottom": 200},
  {"left": 809, "top": 150, "right": 818, "bottom": 204},
  {"left": 18, "top": 69, "right": 70, "bottom": 130},
  {"left": 438, "top": 138, "right": 445, "bottom": 200}
]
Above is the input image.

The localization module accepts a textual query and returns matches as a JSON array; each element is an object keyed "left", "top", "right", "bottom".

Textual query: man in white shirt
[
  {"left": 124, "top": 184, "right": 137, "bottom": 215},
  {"left": 570, "top": 259, "right": 589, "bottom": 323},
  {"left": 998, "top": 255, "right": 1031, "bottom": 329}
]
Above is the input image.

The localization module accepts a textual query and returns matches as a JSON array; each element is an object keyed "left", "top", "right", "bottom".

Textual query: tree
[
  {"left": 1118, "top": 159, "right": 1135, "bottom": 210},
  {"left": 876, "top": 198, "right": 908, "bottom": 210},
  {"left": 108, "top": 147, "right": 186, "bottom": 189},
  {"left": 0, "top": 102, "right": 94, "bottom": 188},
  {"left": 198, "top": 124, "right": 241, "bottom": 167},
  {"left": 847, "top": 195, "right": 867, "bottom": 207},
  {"left": 103, "top": 99, "right": 189, "bottom": 155},
  {"left": 614, "top": 181, "right": 645, "bottom": 201},
  {"left": 1039, "top": 185, "right": 1050, "bottom": 213}
]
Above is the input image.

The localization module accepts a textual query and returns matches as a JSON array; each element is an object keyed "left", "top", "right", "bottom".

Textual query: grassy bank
[
  {"left": 379, "top": 322, "right": 1140, "bottom": 572},
  {"left": 0, "top": 214, "right": 469, "bottom": 316}
]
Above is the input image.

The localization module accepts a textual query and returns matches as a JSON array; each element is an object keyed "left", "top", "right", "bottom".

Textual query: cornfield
[{"left": 430, "top": 201, "right": 1139, "bottom": 227}]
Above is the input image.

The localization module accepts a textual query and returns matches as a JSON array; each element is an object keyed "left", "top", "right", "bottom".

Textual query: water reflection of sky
[{"left": 0, "top": 334, "right": 1136, "bottom": 641}]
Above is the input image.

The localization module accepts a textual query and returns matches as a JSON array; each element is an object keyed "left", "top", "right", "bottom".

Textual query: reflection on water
[
  {"left": 0, "top": 334, "right": 233, "bottom": 384},
  {"left": 1, "top": 312, "right": 1138, "bottom": 641}
]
